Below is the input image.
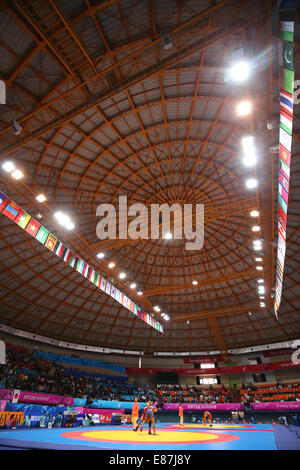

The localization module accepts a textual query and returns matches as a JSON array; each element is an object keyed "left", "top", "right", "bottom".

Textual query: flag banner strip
[
  {"left": 274, "top": 13, "right": 294, "bottom": 314},
  {"left": 0, "top": 192, "right": 164, "bottom": 334}
]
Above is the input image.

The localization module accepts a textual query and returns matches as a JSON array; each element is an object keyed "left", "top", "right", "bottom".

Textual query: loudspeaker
[
  {"left": 10, "top": 120, "right": 22, "bottom": 136},
  {"left": 161, "top": 29, "right": 173, "bottom": 50}
]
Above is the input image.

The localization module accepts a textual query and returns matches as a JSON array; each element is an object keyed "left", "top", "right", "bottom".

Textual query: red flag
[
  {"left": 25, "top": 218, "right": 41, "bottom": 237},
  {"left": 280, "top": 143, "right": 291, "bottom": 168},
  {"left": 2, "top": 200, "right": 21, "bottom": 221}
]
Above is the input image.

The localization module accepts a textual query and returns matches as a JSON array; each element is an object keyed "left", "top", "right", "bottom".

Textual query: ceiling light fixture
[
  {"left": 11, "top": 169, "right": 24, "bottom": 180},
  {"left": 36, "top": 194, "right": 46, "bottom": 203},
  {"left": 2, "top": 161, "right": 16, "bottom": 173},
  {"left": 236, "top": 100, "right": 252, "bottom": 116},
  {"left": 245, "top": 178, "right": 258, "bottom": 189}
]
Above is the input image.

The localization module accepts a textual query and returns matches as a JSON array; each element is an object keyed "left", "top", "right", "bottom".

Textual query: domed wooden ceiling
[{"left": 0, "top": 0, "right": 299, "bottom": 354}]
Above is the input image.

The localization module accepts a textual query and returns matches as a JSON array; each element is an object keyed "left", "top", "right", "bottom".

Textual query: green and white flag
[
  {"left": 35, "top": 226, "right": 50, "bottom": 244},
  {"left": 280, "top": 21, "right": 294, "bottom": 42}
]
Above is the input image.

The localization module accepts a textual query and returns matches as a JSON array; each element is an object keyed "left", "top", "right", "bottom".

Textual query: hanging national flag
[
  {"left": 0, "top": 192, "right": 9, "bottom": 212},
  {"left": 280, "top": 109, "right": 293, "bottom": 135},
  {"left": 110, "top": 285, "right": 116, "bottom": 298},
  {"left": 76, "top": 258, "right": 85, "bottom": 274},
  {"left": 279, "top": 194, "right": 288, "bottom": 214},
  {"left": 105, "top": 281, "right": 111, "bottom": 295},
  {"left": 82, "top": 263, "right": 90, "bottom": 278},
  {"left": 15, "top": 210, "right": 31, "bottom": 229},
  {"left": 279, "top": 127, "right": 292, "bottom": 153},
  {"left": 25, "top": 218, "right": 41, "bottom": 237},
  {"left": 278, "top": 204, "right": 287, "bottom": 225},
  {"left": 12, "top": 389, "right": 20, "bottom": 403},
  {"left": 279, "top": 182, "right": 289, "bottom": 205},
  {"left": 35, "top": 225, "right": 50, "bottom": 244},
  {"left": 278, "top": 221, "right": 286, "bottom": 243},
  {"left": 280, "top": 90, "right": 293, "bottom": 115},
  {"left": 45, "top": 233, "right": 57, "bottom": 252},
  {"left": 63, "top": 248, "right": 71, "bottom": 264},
  {"left": 280, "top": 21, "right": 294, "bottom": 42},
  {"left": 93, "top": 272, "right": 99, "bottom": 286},
  {"left": 69, "top": 253, "right": 78, "bottom": 268},
  {"left": 134, "top": 304, "right": 138, "bottom": 315},
  {"left": 88, "top": 268, "right": 95, "bottom": 282},
  {"left": 100, "top": 277, "right": 106, "bottom": 291},
  {"left": 280, "top": 158, "right": 290, "bottom": 180},
  {"left": 279, "top": 144, "right": 291, "bottom": 168},
  {"left": 115, "top": 289, "right": 121, "bottom": 303},
  {"left": 279, "top": 169, "right": 290, "bottom": 192},
  {"left": 122, "top": 295, "right": 127, "bottom": 307},
  {"left": 278, "top": 229, "right": 286, "bottom": 256},
  {"left": 280, "top": 68, "right": 294, "bottom": 94},
  {"left": 282, "top": 41, "right": 294, "bottom": 69},
  {"left": 2, "top": 200, "right": 21, "bottom": 221},
  {"left": 55, "top": 241, "right": 65, "bottom": 258}
]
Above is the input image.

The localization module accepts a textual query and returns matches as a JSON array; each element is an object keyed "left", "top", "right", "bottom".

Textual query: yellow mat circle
[{"left": 81, "top": 429, "right": 219, "bottom": 443}]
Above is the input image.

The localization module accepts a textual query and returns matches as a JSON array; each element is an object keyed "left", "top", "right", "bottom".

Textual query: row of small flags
[
  {"left": 0, "top": 190, "right": 164, "bottom": 334},
  {"left": 274, "top": 4, "right": 295, "bottom": 317}
]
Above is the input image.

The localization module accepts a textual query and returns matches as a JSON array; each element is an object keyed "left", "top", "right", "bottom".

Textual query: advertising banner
[
  {"left": 0, "top": 390, "right": 74, "bottom": 406},
  {"left": 0, "top": 411, "right": 24, "bottom": 426},
  {"left": 162, "top": 403, "right": 243, "bottom": 411},
  {"left": 127, "top": 360, "right": 300, "bottom": 376},
  {"left": 251, "top": 401, "right": 300, "bottom": 411}
]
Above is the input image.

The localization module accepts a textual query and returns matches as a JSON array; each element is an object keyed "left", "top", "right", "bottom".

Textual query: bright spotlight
[
  {"left": 252, "top": 226, "right": 261, "bottom": 232},
  {"left": 230, "top": 61, "right": 250, "bottom": 82},
  {"left": 130, "top": 283, "right": 136, "bottom": 289},
  {"left": 36, "top": 194, "right": 46, "bottom": 203},
  {"left": 163, "top": 232, "right": 173, "bottom": 240},
  {"left": 250, "top": 210, "right": 259, "bottom": 217},
  {"left": 11, "top": 169, "right": 24, "bottom": 180},
  {"left": 137, "top": 291, "right": 143, "bottom": 296},
  {"left": 242, "top": 136, "right": 257, "bottom": 167},
  {"left": 108, "top": 262, "right": 115, "bottom": 268},
  {"left": 192, "top": 280, "right": 198, "bottom": 285},
  {"left": 2, "top": 161, "right": 15, "bottom": 173},
  {"left": 119, "top": 272, "right": 126, "bottom": 279},
  {"left": 54, "top": 211, "right": 74, "bottom": 230},
  {"left": 236, "top": 101, "right": 252, "bottom": 116},
  {"left": 245, "top": 178, "right": 258, "bottom": 189},
  {"left": 96, "top": 252, "right": 105, "bottom": 259}
]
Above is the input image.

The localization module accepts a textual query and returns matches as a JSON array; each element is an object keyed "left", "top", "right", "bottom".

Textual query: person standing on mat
[
  {"left": 145, "top": 401, "right": 157, "bottom": 435},
  {"left": 203, "top": 411, "right": 213, "bottom": 427},
  {"left": 131, "top": 397, "right": 139, "bottom": 430},
  {"left": 134, "top": 401, "right": 150, "bottom": 431},
  {"left": 179, "top": 403, "right": 184, "bottom": 426}
]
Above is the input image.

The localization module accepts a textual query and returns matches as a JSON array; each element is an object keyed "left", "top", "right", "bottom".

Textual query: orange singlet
[{"left": 132, "top": 402, "right": 139, "bottom": 417}]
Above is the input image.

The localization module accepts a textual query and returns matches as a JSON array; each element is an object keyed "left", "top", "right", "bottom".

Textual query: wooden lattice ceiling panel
[{"left": 0, "top": 0, "right": 299, "bottom": 353}]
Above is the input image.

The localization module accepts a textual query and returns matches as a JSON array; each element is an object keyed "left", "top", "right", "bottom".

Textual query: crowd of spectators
[
  {"left": 1, "top": 344, "right": 300, "bottom": 406},
  {"left": 157, "top": 384, "right": 234, "bottom": 403},
  {"left": 240, "top": 382, "right": 300, "bottom": 404},
  {"left": 0, "top": 344, "right": 156, "bottom": 403}
]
